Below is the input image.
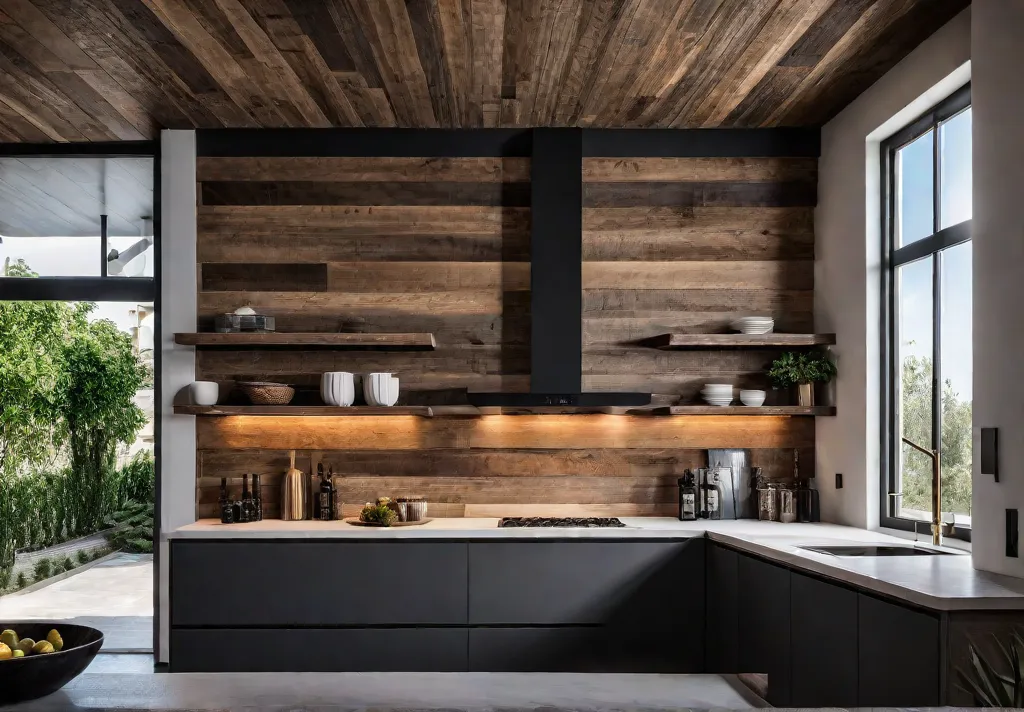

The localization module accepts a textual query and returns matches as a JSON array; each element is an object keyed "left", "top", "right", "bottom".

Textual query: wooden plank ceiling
[{"left": 0, "top": 0, "right": 967, "bottom": 141}]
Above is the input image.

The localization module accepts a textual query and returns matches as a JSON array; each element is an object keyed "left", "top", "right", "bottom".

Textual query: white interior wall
[
  {"left": 815, "top": 9, "right": 971, "bottom": 529},
  {"left": 970, "top": 0, "right": 1024, "bottom": 577},
  {"left": 158, "top": 129, "right": 197, "bottom": 662}
]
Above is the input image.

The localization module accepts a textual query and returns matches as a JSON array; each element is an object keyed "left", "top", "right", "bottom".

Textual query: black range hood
[{"left": 468, "top": 129, "right": 651, "bottom": 410}]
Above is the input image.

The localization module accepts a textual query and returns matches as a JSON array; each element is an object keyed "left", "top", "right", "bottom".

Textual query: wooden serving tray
[{"left": 344, "top": 517, "right": 434, "bottom": 527}]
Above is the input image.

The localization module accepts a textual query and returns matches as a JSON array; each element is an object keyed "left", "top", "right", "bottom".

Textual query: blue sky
[{"left": 897, "top": 107, "right": 972, "bottom": 400}]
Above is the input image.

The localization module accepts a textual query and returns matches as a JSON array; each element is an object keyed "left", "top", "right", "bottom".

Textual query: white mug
[
  {"left": 190, "top": 381, "right": 219, "bottom": 406},
  {"left": 321, "top": 372, "right": 355, "bottom": 407},
  {"left": 364, "top": 372, "right": 399, "bottom": 407}
]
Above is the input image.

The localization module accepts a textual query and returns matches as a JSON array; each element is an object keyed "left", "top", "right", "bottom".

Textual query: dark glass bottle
[
  {"left": 313, "top": 463, "right": 323, "bottom": 519},
  {"left": 240, "top": 474, "right": 254, "bottom": 523},
  {"left": 219, "top": 477, "right": 234, "bottom": 524},
  {"left": 318, "top": 464, "right": 335, "bottom": 521},
  {"left": 701, "top": 469, "right": 722, "bottom": 520},
  {"left": 252, "top": 474, "right": 263, "bottom": 522},
  {"left": 677, "top": 471, "right": 698, "bottom": 521}
]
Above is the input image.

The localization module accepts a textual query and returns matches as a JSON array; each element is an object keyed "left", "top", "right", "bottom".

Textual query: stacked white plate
[
  {"left": 731, "top": 316, "right": 775, "bottom": 334},
  {"left": 702, "top": 383, "right": 734, "bottom": 406}
]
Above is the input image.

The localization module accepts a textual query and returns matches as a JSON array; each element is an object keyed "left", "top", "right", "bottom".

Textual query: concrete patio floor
[{"left": 0, "top": 553, "right": 153, "bottom": 651}]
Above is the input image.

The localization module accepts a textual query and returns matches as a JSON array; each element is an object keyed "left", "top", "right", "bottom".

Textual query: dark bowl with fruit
[{"left": 0, "top": 622, "right": 103, "bottom": 704}]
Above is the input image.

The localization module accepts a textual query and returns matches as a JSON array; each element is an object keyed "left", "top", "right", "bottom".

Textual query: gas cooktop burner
[{"left": 497, "top": 517, "right": 627, "bottom": 528}]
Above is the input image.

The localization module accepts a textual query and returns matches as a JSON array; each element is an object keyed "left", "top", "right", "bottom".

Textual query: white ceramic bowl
[{"left": 739, "top": 390, "right": 767, "bottom": 407}]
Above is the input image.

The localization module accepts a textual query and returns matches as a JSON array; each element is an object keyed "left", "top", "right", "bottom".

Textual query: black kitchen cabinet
[
  {"left": 171, "top": 541, "right": 468, "bottom": 626},
  {"left": 468, "top": 626, "right": 697, "bottom": 672},
  {"left": 705, "top": 542, "right": 738, "bottom": 672},
  {"left": 858, "top": 593, "right": 941, "bottom": 706},
  {"left": 171, "top": 628, "right": 467, "bottom": 672},
  {"left": 737, "top": 552, "right": 791, "bottom": 706},
  {"left": 789, "top": 571, "right": 859, "bottom": 707},
  {"left": 468, "top": 539, "right": 703, "bottom": 626}
]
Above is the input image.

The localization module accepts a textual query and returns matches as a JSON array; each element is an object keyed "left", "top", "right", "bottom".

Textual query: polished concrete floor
[
  {"left": 9, "top": 654, "right": 769, "bottom": 711},
  {"left": 0, "top": 553, "right": 152, "bottom": 651}
]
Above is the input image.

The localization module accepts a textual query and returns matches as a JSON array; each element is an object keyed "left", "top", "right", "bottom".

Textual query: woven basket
[{"left": 237, "top": 381, "right": 295, "bottom": 405}]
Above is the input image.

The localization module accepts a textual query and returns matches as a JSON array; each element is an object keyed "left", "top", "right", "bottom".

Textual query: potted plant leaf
[
  {"left": 957, "top": 630, "right": 1024, "bottom": 707},
  {"left": 766, "top": 351, "right": 837, "bottom": 407}
]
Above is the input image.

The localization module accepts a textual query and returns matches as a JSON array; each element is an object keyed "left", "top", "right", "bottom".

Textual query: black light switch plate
[
  {"left": 981, "top": 428, "right": 999, "bottom": 482},
  {"left": 835, "top": 473, "right": 843, "bottom": 489},
  {"left": 1007, "top": 509, "right": 1019, "bottom": 558}
]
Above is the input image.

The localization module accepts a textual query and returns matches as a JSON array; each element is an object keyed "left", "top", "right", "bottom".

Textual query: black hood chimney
[{"left": 468, "top": 129, "right": 651, "bottom": 409}]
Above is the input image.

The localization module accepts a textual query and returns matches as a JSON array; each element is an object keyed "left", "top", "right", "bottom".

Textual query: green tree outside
[
  {"left": 898, "top": 354, "right": 972, "bottom": 518},
  {"left": 0, "top": 257, "right": 150, "bottom": 579}
]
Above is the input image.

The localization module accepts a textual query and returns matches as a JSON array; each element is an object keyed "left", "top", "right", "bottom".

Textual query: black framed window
[{"left": 881, "top": 85, "right": 972, "bottom": 540}]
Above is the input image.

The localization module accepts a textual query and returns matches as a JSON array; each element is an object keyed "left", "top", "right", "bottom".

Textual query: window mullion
[{"left": 931, "top": 126, "right": 943, "bottom": 517}]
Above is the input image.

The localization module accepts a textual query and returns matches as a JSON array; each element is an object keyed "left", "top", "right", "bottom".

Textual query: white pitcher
[
  {"left": 364, "top": 372, "right": 399, "bottom": 407},
  {"left": 321, "top": 372, "right": 355, "bottom": 406}
]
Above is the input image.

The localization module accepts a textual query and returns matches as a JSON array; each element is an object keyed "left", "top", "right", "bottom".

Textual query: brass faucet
[{"left": 900, "top": 436, "right": 954, "bottom": 546}]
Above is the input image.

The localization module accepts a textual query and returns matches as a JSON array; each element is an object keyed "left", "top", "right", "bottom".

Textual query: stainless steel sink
[{"left": 799, "top": 544, "right": 954, "bottom": 557}]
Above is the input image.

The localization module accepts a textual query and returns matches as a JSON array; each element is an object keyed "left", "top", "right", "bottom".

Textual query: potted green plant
[{"left": 766, "top": 351, "right": 837, "bottom": 406}]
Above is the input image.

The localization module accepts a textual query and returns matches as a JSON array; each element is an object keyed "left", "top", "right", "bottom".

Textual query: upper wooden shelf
[
  {"left": 174, "top": 332, "right": 436, "bottom": 350},
  {"left": 650, "top": 406, "right": 836, "bottom": 416},
  {"left": 641, "top": 333, "right": 836, "bottom": 349}
]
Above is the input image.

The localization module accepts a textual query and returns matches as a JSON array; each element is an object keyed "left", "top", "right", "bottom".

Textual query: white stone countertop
[{"left": 167, "top": 518, "right": 1024, "bottom": 611}]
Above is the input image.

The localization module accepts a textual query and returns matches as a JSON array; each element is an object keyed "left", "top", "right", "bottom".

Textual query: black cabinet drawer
[
  {"left": 468, "top": 539, "right": 702, "bottom": 625},
  {"left": 858, "top": 593, "right": 940, "bottom": 706},
  {"left": 468, "top": 627, "right": 700, "bottom": 672},
  {"left": 171, "top": 541, "right": 467, "bottom": 626},
  {"left": 171, "top": 628, "right": 468, "bottom": 672},
  {"left": 790, "top": 572, "right": 858, "bottom": 707}
]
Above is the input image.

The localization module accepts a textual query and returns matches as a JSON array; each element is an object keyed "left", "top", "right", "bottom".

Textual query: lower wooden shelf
[
  {"left": 174, "top": 404, "right": 835, "bottom": 417},
  {"left": 650, "top": 406, "right": 836, "bottom": 416}
]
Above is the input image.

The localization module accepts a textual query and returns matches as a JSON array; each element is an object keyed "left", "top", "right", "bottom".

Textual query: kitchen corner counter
[
  {"left": 702, "top": 522, "right": 1024, "bottom": 611},
  {"left": 166, "top": 517, "right": 708, "bottom": 540},
  {"left": 167, "top": 518, "right": 1024, "bottom": 611}
]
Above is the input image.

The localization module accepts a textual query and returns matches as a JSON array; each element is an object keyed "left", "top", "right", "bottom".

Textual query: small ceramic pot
[
  {"left": 321, "top": 372, "right": 355, "bottom": 406},
  {"left": 364, "top": 372, "right": 399, "bottom": 407},
  {"left": 797, "top": 383, "right": 814, "bottom": 407},
  {"left": 190, "top": 381, "right": 219, "bottom": 406}
]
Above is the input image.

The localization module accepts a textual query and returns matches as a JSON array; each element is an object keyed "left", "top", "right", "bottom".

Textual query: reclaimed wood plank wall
[{"left": 194, "top": 153, "right": 817, "bottom": 519}]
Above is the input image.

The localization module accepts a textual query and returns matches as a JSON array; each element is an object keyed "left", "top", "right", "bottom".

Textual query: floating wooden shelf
[
  {"left": 175, "top": 404, "right": 483, "bottom": 417},
  {"left": 175, "top": 405, "right": 434, "bottom": 417},
  {"left": 174, "top": 332, "right": 436, "bottom": 350},
  {"left": 650, "top": 406, "right": 836, "bottom": 416},
  {"left": 174, "top": 404, "right": 834, "bottom": 417},
  {"left": 642, "top": 333, "right": 836, "bottom": 349}
]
